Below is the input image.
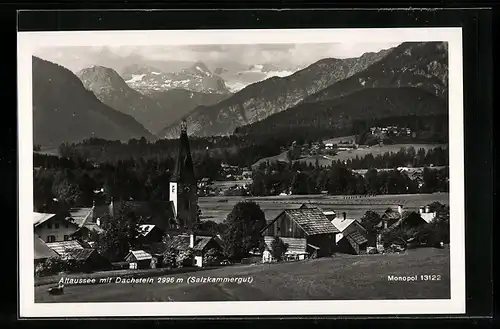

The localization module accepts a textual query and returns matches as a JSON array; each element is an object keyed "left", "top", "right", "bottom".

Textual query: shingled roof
[
  {"left": 165, "top": 234, "right": 218, "bottom": 252},
  {"left": 345, "top": 230, "right": 368, "bottom": 245},
  {"left": 283, "top": 208, "right": 340, "bottom": 235}
]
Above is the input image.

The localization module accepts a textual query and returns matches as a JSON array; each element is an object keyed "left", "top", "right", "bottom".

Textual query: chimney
[
  {"left": 419, "top": 207, "right": 424, "bottom": 215},
  {"left": 96, "top": 218, "right": 101, "bottom": 227},
  {"left": 425, "top": 205, "right": 430, "bottom": 213},
  {"left": 189, "top": 233, "right": 195, "bottom": 249},
  {"left": 342, "top": 212, "right": 346, "bottom": 221},
  {"left": 397, "top": 205, "right": 404, "bottom": 215}
]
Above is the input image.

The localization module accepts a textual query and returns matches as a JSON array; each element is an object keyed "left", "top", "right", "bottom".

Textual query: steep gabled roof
[
  {"left": 33, "top": 212, "right": 57, "bottom": 227},
  {"left": 69, "top": 207, "right": 93, "bottom": 226},
  {"left": 345, "top": 230, "right": 368, "bottom": 245},
  {"left": 331, "top": 217, "right": 357, "bottom": 233},
  {"left": 34, "top": 235, "right": 60, "bottom": 260},
  {"left": 283, "top": 208, "right": 339, "bottom": 235},
  {"left": 127, "top": 250, "right": 153, "bottom": 261}
]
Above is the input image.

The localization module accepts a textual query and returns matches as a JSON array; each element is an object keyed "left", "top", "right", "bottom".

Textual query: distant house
[
  {"left": 34, "top": 212, "right": 80, "bottom": 243},
  {"left": 263, "top": 236, "right": 309, "bottom": 262},
  {"left": 125, "top": 250, "right": 153, "bottom": 269},
  {"left": 378, "top": 205, "right": 429, "bottom": 232},
  {"left": 198, "top": 177, "right": 212, "bottom": 188},
  {"left": 164, "top": 234, "right": 222, "bottom": 267},
  {"left": 34, "top": 235, "right": 59, "bottom": 265},
  {"left": 331, "top": 212, "right": 368, "bottom": 255},
  {"left": 261, "top": 208, "right": 340, "bottom": 258}
]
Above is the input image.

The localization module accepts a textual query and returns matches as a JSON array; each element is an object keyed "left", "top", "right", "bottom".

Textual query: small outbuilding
[{"left": 125, "top": 250, "right": 153, "bottom": 269}]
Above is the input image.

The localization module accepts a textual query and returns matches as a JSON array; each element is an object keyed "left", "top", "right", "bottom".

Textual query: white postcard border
[{"left": 18, "top": 27, "right": 465, "bottom": 317}]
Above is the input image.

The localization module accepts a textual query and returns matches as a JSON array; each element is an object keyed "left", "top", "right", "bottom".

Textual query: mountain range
[
  {"left": 32, "top": 56, "right": 154, "bottom": 148},
  {"left": 160, "top": 42, "right": 448, "bottom": 138},
  {"left": 120, "top": 61, "right": 231, "bottom": 95},
  {"left": 32, "top": 41, "right": 449, "bottom": 147},
  {"left": 77, "top": 65, "right": 231, "bottom": 134},
  {"left": 158, "top": 47, "right": 393, "bottom": 138}
]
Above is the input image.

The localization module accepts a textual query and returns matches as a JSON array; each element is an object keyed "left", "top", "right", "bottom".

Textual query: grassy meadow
[
  {"left": 35, "top": 246, "right": 450, "bottom": 302},
  {"left": 198, "top": 192, "right": 449, "bottom": 223}
]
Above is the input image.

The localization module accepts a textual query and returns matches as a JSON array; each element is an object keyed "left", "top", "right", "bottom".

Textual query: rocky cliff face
[
  {"left": 32, "top": 57, "right": 154, "bottom": 148},
  {"left": 77, "top": 65, "right": 168, "bottom": 134},
  {"left": 159, "top": 48, "right": 393, "bottom": 138}
]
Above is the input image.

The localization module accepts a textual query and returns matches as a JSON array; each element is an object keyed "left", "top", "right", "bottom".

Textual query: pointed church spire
[{"left": 172, "top": 120, "right": 196, "bottom": 184}]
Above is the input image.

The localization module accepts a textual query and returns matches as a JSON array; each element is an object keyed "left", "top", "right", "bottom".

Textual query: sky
[{"left": 34, "top": 42, "right": 402, "bottom": 73}]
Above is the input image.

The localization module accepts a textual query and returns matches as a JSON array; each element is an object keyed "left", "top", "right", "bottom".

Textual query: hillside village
[{"left": 34, "top": 127, "right": 449, "bottom": 279}]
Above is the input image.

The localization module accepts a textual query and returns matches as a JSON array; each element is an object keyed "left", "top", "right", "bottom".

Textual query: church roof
[{"left": 171, "top": 122, "right": 196, "bottom": 184}]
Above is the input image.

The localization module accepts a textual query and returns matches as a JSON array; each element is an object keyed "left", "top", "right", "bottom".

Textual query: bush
[
  {"left": 162, "top": 249, "right": 177, "bottom": 268},
  {"left": 34, "top": 257, "right": 86, "bottom": 277},
  {"left": 270, "top": 237, "right": 289, "bottom": 262},
  {"left": 203, "top": 248, "right": 222, "bottom": 266},
  {"left": 176, "top": 248, "right": 195, "bottom": 268}
]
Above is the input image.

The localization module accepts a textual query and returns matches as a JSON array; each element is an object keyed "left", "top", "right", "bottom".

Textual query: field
[
  {"left": 199, "top": 193, "right": 449, "bottom": 223},
  {"left": 35, "top": 246, "right": 450, "bottom": 302}
]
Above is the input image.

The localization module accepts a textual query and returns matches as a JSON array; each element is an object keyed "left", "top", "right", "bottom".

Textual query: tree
[
  {"left": 290, "top": 171, "right": 310, "bottom": 195},
  {"left": 360, "top": 211, "right": 382, "bottom": 247},
  {"left": 221, "top": 201, "right": 267, "bottom": 261},
  {"left": 270, "top": 237, "right": 289, "bottom": 262},
  {"left": 93, "top": 201, "right": 142, "bottom": 262},
  {"left": 203, "top": 248, "right": 222, "bottom": 266}
]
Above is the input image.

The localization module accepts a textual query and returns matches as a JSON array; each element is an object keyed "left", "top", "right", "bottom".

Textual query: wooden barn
[{"left": 261, "top": 208, "right": 340, "bottom": 258}]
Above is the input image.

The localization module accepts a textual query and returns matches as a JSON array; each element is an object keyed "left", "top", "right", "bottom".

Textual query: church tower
[{"left": 169, "top": 120, "right": 198, "bottom": 230}]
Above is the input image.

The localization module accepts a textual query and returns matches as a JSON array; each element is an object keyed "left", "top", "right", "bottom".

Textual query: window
[
  {"left": 55, "top": 223, "right": 60, "bottom": 229},
  {"left": 47, "top": 235, "right": 56, "bottom": 243},
  {"left": 47, "top": 223, "right": 52, "bottom": 229},
  {"left": 64, "top": 235, "right": 69, "bottom": 241}
]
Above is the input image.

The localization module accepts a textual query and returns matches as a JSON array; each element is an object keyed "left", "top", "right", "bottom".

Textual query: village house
[
  {"left": 34, "top": 212, "right": 80, "bottom": 243},
  {"left": 164, "top": 233, "right": 223, "bottom": 267},
  {"left": 331, "top": 212, "right": 369, "bottom": 255},
  {"left": 378, "top": 205, "right": 429, "bottom": 231},
  {"left": 261, "top": 208, "right": 340, "bottom": 259},
  {"left": 45, "top": 240, "right": 111, "bottom": 272}
]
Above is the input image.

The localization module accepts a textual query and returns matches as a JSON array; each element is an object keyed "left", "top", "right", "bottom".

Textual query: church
[{"left": 169, "top": 120, "right": 199, "bottom": 231}]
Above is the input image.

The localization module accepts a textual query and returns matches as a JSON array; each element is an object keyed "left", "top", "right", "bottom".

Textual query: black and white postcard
[{"left": 18, "top": 27, "right": 465, "bottom": 317}]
